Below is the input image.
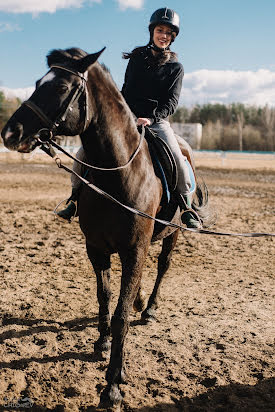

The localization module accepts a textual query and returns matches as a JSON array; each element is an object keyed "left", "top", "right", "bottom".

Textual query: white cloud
[
  {"left": 0, "top": 22, "right": 21, "bottom": 32},
  {"left": 2, "top": 69, "right": 275, "bottom": 107},
  {"left": 0, "top": 0, "right": 144, "bottom": 14},
  {"left": 117, "top": 0, "right": 144, "bottom": 10},
  {"left": 0, "top": 0, "right": 101, "bottom": 14},
  {"left": 0, "top": 86, "right": 34, "bottom": 101},
  {"left": 181, "top": 69, "right": 275, "bottom": 107}
]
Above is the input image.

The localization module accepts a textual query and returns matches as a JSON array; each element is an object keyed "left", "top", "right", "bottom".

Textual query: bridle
[
  {"left": 22, "top": 65, "right": 90, "bottom": 143},
  {"left": 21, "top": 64, "right": 145, "bottom": 171}
]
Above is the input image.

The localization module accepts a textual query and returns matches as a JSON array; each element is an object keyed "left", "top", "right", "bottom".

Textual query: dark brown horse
[{"left": 1, "top": 47, "right": 211, "bottom": 410}]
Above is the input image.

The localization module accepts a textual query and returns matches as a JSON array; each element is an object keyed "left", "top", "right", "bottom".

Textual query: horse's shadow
[
  {"left": 0, "top": 377, "right": 274, "bottom": 411},
  {"left": 15, "top": 378, "right": 272, "bottom": 411},
  {"left": 80, "top": 377, "right": 275, "bottom": 412},
  {"left": 1, "top": 316, "right": 274, "bottom": 411}
]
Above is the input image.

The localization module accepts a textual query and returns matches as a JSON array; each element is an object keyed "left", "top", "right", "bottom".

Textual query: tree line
[
  {"left": 0, "top": 91, "right": 21, "bottom": 133},
  {"left": 1, "top": 92, "right": 274, "bottom": 151},
  {"left": 171, "top": 103, "right": 275, "bottom": 151}
]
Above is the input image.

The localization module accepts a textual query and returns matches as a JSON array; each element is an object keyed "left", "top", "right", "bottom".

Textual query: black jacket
[{"left": 121, "top": 48, "right": 184, "bottom": 124}]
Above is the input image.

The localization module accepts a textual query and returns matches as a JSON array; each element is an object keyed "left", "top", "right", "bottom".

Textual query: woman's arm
[{"left": 153, "top": 63, "right": 184, "bottom": 123}]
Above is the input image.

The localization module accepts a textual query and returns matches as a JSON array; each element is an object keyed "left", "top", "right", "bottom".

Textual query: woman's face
[{"left": 153, "top": 24, "right": 173, "bottom": 49}]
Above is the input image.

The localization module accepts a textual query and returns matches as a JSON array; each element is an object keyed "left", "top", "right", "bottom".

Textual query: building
[{"left": 171, "top": 123, "right": 202, "bottom": 150}]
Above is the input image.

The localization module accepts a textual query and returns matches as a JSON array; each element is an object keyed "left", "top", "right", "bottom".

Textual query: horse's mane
[
  {"left": 47, "top": 47, "right": 88, "bottom": 67},
  {"left": 47, "top": 47, "right": 111, "bottom": 75}
]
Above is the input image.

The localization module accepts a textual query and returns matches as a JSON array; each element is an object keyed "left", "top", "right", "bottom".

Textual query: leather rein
[
  {"left": 22, "top": 65, "right": 275, "bottom": 238},
  {"left": 42, "top": 141, "right": 274, "bottom": 238}
]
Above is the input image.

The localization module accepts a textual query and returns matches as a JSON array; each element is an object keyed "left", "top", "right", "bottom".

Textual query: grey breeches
[
  {"left": 149, "top": 120, "right": 192, "bottom": 195},
  {"left": 72, "top": 121, "right": 193, "bottom": 195}
]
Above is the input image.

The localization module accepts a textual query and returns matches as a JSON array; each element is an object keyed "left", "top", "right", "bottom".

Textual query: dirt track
[{"left": 0, "top": 153, "right": 274, "bottom": 411}]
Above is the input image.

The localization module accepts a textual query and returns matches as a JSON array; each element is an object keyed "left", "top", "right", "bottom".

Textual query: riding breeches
[{"left": 149, "top": 120, "right": 192, "bottom": 195}]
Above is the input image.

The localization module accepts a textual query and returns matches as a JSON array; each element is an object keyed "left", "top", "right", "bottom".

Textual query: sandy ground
[{"left": 0, "top": 153, "right": 274, "bottom": 411}]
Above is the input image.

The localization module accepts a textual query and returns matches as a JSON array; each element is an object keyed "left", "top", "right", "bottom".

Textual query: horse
[{"left": 1, "top": 47, "right": 211, "bottom": 410}]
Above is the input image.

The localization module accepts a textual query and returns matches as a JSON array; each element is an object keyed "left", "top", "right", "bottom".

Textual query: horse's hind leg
[
  {"left": 141, "top": 229, "right": 179, "bottom": 323},
  {"left": 86, "top": 242, "right": 112, "bottom": 357}
]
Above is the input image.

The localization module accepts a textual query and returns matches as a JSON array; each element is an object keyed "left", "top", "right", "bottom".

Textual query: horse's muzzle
[{"left": 1, "top": 122, "right": 24, "bottom": 151}]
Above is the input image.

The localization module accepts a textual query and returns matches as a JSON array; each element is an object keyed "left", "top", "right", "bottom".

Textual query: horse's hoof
[
  {"left": 99, "top": 384, "right": 123, "bottom": 412},
  {"left": 141, "top": 308, "right": 157, "bottom": 324},
  {"left": 94, "top": 337, "right": 111, "bottom": 360}
]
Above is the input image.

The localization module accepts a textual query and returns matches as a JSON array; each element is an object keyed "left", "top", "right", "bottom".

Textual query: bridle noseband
[{"left": 22, "top": 65, "right": 89, "bottom": 143}]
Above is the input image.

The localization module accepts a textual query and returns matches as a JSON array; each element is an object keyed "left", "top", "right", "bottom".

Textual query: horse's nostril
[{"left": 14, "top": 123, "right": 23, "bottom": 138}]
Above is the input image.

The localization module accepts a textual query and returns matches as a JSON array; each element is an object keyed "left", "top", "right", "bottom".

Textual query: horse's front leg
[
  {"left": 100, "top": 244, "right": 149, "bottom": 410},
  {"left": 86, "top": 242, "right": 112, "bottom": 357},
  {"left": 142, "top": 229, "right": 179, "bottom": 323}
]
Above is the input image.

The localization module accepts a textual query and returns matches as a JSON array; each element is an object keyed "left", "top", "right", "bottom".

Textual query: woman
[{"left": 58, "top": 7, "right": 201, "bottom": 228}]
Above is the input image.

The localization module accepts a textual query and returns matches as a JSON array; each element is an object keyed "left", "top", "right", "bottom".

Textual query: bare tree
[
  {"left": 237, "top": 111, "right": 245, "bottom": 151},
  {"left": 261, "top": 105, "right": 275, "bottom": 151}
]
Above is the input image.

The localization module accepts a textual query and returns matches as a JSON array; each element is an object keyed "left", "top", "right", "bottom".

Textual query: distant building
[{"left": 171, "top": 123, "right": 202, "bottom": 149}]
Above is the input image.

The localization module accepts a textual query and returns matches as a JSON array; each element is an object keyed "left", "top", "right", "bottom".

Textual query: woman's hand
[{"left": 137, "top": 117, "right": 151, "bottom": 126}]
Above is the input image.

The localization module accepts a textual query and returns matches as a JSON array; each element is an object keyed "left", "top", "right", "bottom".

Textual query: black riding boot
[
  {"left": 56, "top": 188, "right": 79, "bottom": 222},
  {"left": 179, "top": 194, "right": 202, "bottom": 229}
]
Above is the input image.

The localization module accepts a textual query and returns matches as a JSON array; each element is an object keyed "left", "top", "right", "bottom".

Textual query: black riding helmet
[{"left": 149, "top": 7, "right": 180, "bottom": 36}]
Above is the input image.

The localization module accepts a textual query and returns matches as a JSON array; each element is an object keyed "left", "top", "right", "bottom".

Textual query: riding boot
[
  {"left": 56, "top": 188, "right": 79, "bottom": 221},
  {"left": 179, "top": 194, "right": 202, "bottom": 229}
]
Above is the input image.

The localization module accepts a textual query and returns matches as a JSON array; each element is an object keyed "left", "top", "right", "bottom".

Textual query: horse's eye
[{"left": 56, "top": 84, "right": 69, "bottom": 93}]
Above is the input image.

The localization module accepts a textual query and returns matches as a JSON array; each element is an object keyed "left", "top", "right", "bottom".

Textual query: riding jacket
[{"left": 121, "top": 48, "right": 184, "bottom": 125}]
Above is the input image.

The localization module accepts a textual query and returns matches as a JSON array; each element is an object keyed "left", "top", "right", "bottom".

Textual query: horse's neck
[{"left": 81, "top": 64, "right": 139, "bottom": 169}]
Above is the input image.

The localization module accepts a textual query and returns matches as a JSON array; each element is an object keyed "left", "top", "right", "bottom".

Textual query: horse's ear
[{"left": 78, "top": 47, "right": 106, "bottom": 73}]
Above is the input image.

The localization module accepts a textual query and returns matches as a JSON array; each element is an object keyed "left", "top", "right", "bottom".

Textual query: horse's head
[{"left": 1, "top": 47, "right": 105, "bottom": 152}]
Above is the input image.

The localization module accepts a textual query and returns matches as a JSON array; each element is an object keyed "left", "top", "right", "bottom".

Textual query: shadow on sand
[{"left": 7, "top": 377, "right": 271, "bottom": 412}]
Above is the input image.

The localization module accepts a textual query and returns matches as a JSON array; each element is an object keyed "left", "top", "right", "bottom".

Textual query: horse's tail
[{"left": 192, "top": 177, "right": 216, "bottom": 228}]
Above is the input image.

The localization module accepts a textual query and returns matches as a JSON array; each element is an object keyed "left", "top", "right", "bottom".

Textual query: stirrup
[
  {"left": 55, "top": 200, "right": 77, "bottom": 222},
  {"left": 178, "top": 194, "right": 203, "bottom": 229},
  {"left": 181, "top": 210, "right": 202, "bottom": 229}
]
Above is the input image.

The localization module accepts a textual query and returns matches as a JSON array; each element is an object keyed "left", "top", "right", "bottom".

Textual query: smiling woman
[{"left": 120, "top": 7, "right": 203, "bottom": 228}]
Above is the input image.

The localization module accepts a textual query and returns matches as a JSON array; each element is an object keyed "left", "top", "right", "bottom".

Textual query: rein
[
  {"left": 23, "top": 64, "right": 274, "bottom": 238},
  {"left": 47, "top": 126, "right": 145, "bottom": 171},
  {"left": 41, "top": 141, "right": 275, "bottom": 238}
]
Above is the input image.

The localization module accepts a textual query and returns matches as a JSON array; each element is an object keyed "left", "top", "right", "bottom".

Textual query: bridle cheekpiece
[{"left": 22, "top": 65, "right": 89, "bottom": 144}]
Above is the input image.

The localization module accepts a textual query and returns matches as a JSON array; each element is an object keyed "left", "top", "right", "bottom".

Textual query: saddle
[{"left": 144, "top": 127, "right": 178, "bottom": 204}]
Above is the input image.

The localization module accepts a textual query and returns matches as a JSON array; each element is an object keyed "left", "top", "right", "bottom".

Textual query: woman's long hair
[{"left": 123, "top": 44, "right": 178, "bottom": 67}]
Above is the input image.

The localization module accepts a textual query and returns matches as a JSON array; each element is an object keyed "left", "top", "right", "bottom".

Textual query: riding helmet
[{"left": 149, "top": 7, "right": 180, "bottom": 36}]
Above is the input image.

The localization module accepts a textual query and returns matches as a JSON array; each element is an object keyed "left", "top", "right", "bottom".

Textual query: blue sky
[{"left": 1, "top": 0, "right": 275, "bottom": 106}]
